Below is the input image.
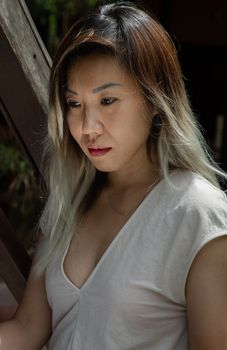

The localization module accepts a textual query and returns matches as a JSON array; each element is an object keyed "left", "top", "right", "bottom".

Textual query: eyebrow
[
  {"left": 92, "top": 82, "right": 123, "bottom": 93},
  {"left": 65, "top": 82, "right": 123, "bottom": 95}
]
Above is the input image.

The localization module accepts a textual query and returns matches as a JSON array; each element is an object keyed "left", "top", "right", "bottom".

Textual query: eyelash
[
  {"left": 66, "top": 100, "right": 81, "bottom": 108},
  {"left": 101, "top": 97, "right": 117, "bottom": 105},
  {"left": 66, "top": 97, "right": 118, "bottom": 109}
]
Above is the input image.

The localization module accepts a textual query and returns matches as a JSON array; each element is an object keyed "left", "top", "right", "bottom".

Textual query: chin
[
  {"left": 94, "top": 166, "right": 116, "bottom": 172},
  {"left": 92, "top": 163, "right": 118, "bottom": 172}
]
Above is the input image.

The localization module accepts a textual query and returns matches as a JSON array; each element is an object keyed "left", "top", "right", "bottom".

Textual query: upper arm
[
  {"left": 14, "top": 266, "right": 52, "bottom": 347},
  {"left": 186, "top": 235, "right": 227, "bottom": 350}
]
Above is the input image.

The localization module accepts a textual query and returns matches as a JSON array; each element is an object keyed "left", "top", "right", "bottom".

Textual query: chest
[
  {"left": 47, "top": 203, "right": 187, "bottom": 348},
  {"left": 63, "top": 205, "right": 131, "bottom": 289}
]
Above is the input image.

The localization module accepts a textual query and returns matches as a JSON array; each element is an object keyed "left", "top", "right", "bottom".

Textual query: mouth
[{"left": 88, "top": 147, "right": 112, "bottom": 157}]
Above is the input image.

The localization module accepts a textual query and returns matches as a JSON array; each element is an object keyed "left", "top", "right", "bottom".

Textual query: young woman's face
[{"left": 65, "top": 54, "right": 152, "bottom": 173}]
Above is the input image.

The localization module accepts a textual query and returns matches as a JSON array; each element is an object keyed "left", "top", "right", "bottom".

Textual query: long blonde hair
[{"left": 34, "top": 1, "right": 226, "bottom": 274}]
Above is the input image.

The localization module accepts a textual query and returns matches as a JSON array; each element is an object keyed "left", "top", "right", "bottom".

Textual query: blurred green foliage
[
  {"left": 0, "top": 140, "right": 44, "bottom": 250},
  {"left": 0, "top": 143, "right": 39, "bottom": 214}
]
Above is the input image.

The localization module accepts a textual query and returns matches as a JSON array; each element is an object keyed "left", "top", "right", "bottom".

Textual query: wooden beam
[
  {"left": 0, "top": 0, "right": 51, "bottom": 175},
  {"left": 0, "top": 0, "right": 51, "bottom": 112},
  {"left": 0, "top": 209, "right": 31, "bottom": 302},
  {"left": 0, "top": 0, "right": 50, "bottom": 301}
]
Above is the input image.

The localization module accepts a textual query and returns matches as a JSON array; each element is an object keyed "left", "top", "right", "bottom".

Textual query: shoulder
[
  {"left": 156, "top": 170, "right": 227, "bottom": 304},
  {"left": 162, "top": 169, "right": 227, "bottom": 246},
  {"left": 161, "top": 169, "right": 226, "bottom": 214}
]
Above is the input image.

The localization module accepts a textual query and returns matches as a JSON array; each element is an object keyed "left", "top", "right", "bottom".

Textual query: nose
[{"left": 81, "top": 109, "right": 103, "bottom": 136}]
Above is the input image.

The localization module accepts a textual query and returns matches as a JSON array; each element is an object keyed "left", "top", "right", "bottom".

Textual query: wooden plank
[
  {"left": 0, "top": 240, "right": 26, "bottom": 302},
  {"left": 0, "top": 0, "right": 51, "bottom": 112},
  {"left": 0, "top": 0, "right": 50, "bottom": 301},
  {"left": 0, "top": 209, "right": 31, "bottom": 302},
  {"left": 0, "top": 0, "right": 51, "bottom": 174}
]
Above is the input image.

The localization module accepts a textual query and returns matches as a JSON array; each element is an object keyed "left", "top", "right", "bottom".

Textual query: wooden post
[
  {"left": 0, "top": 0, "right": 51, "bottom": 299},
  {"left": 0, "top": 0, "right": 51, "bottom": 175},
  {"left": 0, "top": 209, "right": 31, "bottom": 302}
]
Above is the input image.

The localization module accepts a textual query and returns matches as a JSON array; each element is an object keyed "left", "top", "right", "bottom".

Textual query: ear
[{"left": 152, "top": 113, "right": 162, "bottom": 126}]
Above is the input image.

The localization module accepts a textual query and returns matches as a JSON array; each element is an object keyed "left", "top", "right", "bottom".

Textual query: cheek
[
  {"left": 122, "top": 98, "right": 151, "bottom": 131},
  {"left": 122, "top": 114, "right": 150, "bottom": 141},
  {"left": 67, "top": 117, "right": 81, "bottom": 143}
]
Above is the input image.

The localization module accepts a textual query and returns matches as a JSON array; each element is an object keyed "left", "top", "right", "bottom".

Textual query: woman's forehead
[{"left": 66, "top": 54, "right": 138, "bottom": 90}]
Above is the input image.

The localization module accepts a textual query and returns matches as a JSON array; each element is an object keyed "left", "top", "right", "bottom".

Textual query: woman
[{"left": 0, "top": 2, "right": 227, "bottom": 349}]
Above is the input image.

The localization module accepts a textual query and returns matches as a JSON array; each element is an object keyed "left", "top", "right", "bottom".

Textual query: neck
[
  {"left": 106, "top": 157, "right": 159, "bottom": 193},
  {"left": 103, "top": 156, "right": 160, "bottom": 217}
]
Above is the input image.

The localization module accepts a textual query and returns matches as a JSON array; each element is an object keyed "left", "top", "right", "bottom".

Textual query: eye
[
  {"left": 66, "top": 100, "right": 81, "bottom": 109},
  {"left": 100, "top": 97, "right": 117, "bottom": 106}
]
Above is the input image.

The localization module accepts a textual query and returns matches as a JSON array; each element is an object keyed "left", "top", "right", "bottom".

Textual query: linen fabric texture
[{"left": 45, "top": 169, "right": 227, "bottom": 350}]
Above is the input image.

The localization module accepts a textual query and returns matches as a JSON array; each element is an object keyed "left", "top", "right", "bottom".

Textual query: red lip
[{"left": 88, "top": 147, "right": 112, "bottom": 157}]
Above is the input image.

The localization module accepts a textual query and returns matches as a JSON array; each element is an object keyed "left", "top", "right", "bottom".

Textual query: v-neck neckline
[{"left": 61, "top": 177, "right": 164, "bottom": 293}]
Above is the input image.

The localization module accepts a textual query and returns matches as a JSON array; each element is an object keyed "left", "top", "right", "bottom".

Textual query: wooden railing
[
  {"left": 0, "top": 0, "right": 51, "bottom": 301},
  {"left": 0, "top": 209, "right": 31, "bottom": 302}
]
